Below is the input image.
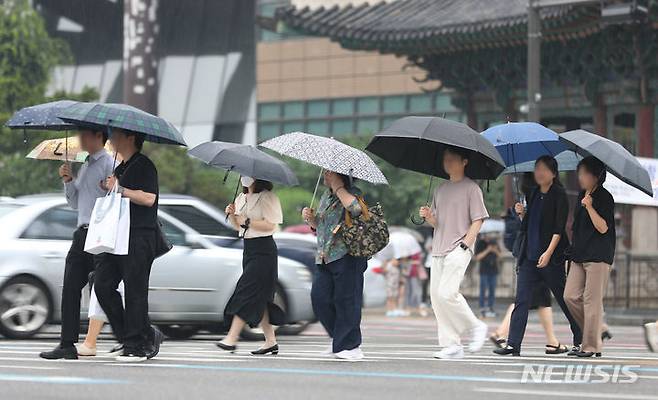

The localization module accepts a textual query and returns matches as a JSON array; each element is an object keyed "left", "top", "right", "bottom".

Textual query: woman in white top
[{"left": 217, "top": 177, "right": 285, "bottom": 355}]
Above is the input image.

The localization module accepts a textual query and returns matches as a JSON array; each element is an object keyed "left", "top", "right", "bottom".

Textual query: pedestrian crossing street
[{"left": 1, "top": 316, "right": 658, "bottom": 400}]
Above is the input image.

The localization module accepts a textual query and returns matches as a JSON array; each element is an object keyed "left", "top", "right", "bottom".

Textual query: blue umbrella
[
  {"left": 482, "top": 122, "right": 567, "bottom": 167},
  {"left": 5, "top": 100, "right": 78, "bottom": 131},
  {"left": 502, "top": 150, "right": 582, "bottom": 175}
]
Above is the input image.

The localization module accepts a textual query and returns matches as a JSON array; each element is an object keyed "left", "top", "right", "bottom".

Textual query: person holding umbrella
[
  {"left": 39, "top": 128, "right": 115, "bottom": 360},
  {"left": 564, "top": 156, "right": 615, "bottom": 358},
  {"left": 494, "top": 155, "right": 582, "bottom": 357}
]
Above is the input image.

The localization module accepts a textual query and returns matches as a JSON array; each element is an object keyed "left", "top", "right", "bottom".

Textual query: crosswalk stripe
[{"left": 474, "top": 387, "right": 658, "bottom": 400}]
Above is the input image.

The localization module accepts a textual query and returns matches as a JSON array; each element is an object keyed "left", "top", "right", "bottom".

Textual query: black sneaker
[
  {"left": 567, "top": 345, "right": 581, "bottom": 356},
  {"left": 147, "top": 327, "right": 164, "bottom": 359},
  {"left": 107, "top": 344, "right": 124, "bottom": 357},
  {"left": 39, "top": 345, "right": 78, "bottom": 360},
  {"left": 116, "top": 348, "right": 147, "bottom": 363}
]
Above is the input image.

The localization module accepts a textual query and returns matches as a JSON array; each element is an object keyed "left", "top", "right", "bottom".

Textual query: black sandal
[
  {"left": 545, "top": 343, "right": 568, "bottom": 354},
  {"left": 489, "top": 334, "right": 506, "bottom": 349}
]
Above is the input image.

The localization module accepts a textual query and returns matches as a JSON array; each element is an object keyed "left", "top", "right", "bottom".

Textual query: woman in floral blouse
[{"left": 302, "top": 170, "right": 367, "bottom": 361}]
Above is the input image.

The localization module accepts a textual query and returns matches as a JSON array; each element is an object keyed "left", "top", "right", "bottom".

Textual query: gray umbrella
[
  {"left": 559, "top": 129, "right": 653, "bottom": 197},
  {"left": 188, "top": 141, "right": 299, "bottom": 186},
  {"left": 5, "top": 100, "right": 78, "bottom": 131},
  {"left": 366, "top": 116, "right": 505, "bottom": 180}
]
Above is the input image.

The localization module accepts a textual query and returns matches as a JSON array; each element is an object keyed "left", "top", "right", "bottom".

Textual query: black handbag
[
  {"left": 512, "top": 230, "right": 526, "bottom": 260},
  {"left": 339, "top": 196, "right": 389, "bottom": 258},
  {"left": 154, "top": 221, "right": 172, "bottom": 259}
]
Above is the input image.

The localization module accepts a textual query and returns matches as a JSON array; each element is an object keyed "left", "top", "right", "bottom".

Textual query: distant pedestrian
[
  {"left": 474, "top": 233, "right": 501, "bottom": 318},
  {"left": 564, "top": 156, "right": 616, "bottom": 357},
  {"left": 645, "top": 320, "right": 658, "bottom": 352},
  {"left": 302, "top": 171, "right": 368, "bottom": 361},
  {"left": 494, "top": 155, "right": 582, "bottom": 357},
  {"left": 383, "top": 258, "right": 402, "bottom": 317},
  {"left": 217, "top": 177, "right": 285, "bottom": 355},
  {"left": 40, "top": 129, "right": 114, "bottom": 360},
  {"left": 419, "top": 145, "right": 489, "bottom": 359}
]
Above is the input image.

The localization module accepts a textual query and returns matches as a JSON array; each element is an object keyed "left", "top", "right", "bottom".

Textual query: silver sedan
[{"left": 0, "top": 198, "right": 314, "bottom": 339}]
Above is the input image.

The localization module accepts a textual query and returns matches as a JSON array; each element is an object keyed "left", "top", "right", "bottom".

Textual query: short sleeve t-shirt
[
  {"left": 114, "top": 152, "right": 159, "bottom": 230},
  {"left": 571, "top": 187, "right": 616, "bottom": 265},
  {"left": 234, "top": 190, "right": 283, "bottom": 238},
  {"left": 430, "top": 177, "right": 489, "bottom": 256},
  {"left": 475, "top": 239, "right": 499, "bottom": 275}
]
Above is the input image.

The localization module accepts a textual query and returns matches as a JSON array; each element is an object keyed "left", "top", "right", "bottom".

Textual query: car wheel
[
  {"left": 240, "top": 285, "right": 287, "bottom": 341},
  {"left": 0, "top": 276, "right": 51, "bottom": 339},
  {"left": 157, "top": 324, "right": 200, "bottom": 340}
]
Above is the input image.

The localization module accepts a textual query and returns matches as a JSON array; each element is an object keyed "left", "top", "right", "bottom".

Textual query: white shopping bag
[
  {"left": 84, "top": 184, "right": 122, "bottom": 255},
  {"left": 112, "top": 196, "right": 131, "bottom": 255}
]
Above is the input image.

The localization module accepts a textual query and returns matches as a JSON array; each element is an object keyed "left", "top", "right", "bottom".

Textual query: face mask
[{"left": 241, "top": 176, "right": 255, "bottom": 188}]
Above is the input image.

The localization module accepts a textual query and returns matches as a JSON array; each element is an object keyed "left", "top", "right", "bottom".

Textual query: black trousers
[
  {"left": 311, "top": 254, "right": 367, "bottom": 353},
  {"left": 94, "top": 229, "right": 156, "bottom": 349},
  {"left": 507, "top": 258, "right": 583, "bottom": 351},
  {"left": 60, "top": 227, "right": 96, "bottom": 345}
]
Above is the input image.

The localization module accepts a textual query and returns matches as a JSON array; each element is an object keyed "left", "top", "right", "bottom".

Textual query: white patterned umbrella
[{"left": 260, "top": 132, "right": 388, "bottom": 185}]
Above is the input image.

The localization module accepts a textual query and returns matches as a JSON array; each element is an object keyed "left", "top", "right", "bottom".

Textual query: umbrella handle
[
  {"left": 309, "top": 168, "right": 323, "bottom": 211},
  {"left": 226, "top": 175, "right": 242, "bottom": 223}
]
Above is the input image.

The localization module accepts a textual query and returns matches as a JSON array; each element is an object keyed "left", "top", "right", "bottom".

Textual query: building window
[
  {"left": 283, "top": 101, "right": 304, "bottom": 119},
  {"left": 435, "top": 94, "right": 457, "bottom": 112},
  {"left": 308, "top": 100, "right": 329, "bottom": 118},
  {"left": 258, "top": 122, "right": 280, "bottom": 139},
  {"left": 283, "top": 121, "right": 304, "bottom": 133},
  {"left": 258, "top": 103, "right": 280, "bottom": 120},
  {"left": 357, "top": 97, "right": 379, "bottom": 115},
  {"left": 357, "top": 118, "right": 379, "bottom": 134},
  {"left": 382, "top": 95, "right": 406, "bottom": 114},
  {"left": 332, "top": 119, "right": 354, "bottom": 136},
  {"left": 409, "top": 94, "right": 432, "bottom": 113},
  {"left": 332, "top": 99, "right": 355, "bottom": 116},
  {"left": 307, "top": 120, "right": 329, "bottom": 135}
]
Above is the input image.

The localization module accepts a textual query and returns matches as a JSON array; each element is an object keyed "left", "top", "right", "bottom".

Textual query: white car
[{"left": 0, "top": 198, "right": 314, "bottom": 340}]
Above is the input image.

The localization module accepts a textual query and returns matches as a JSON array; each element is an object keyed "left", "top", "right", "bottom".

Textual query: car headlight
[{"left": 296, "top": 267, "right": 312, "bottom": 283}]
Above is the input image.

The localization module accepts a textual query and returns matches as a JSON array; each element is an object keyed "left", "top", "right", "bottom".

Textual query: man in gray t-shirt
[
  {"left": 419, "top": 146, "right": 489, "bottom": 360},
  {"left": 40, "top": 129, "right": 115, "bottom": 360}
]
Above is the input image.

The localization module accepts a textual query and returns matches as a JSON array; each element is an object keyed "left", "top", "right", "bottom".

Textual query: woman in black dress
[{"left": 217, "top": 177, "right": 285, "bottom": 355}]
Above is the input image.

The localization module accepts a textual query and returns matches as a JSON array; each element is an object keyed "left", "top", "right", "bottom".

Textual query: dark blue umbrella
[
  {"left": 5, "top": 100, "right": 78, "bottom": 131},
  {"left": 482, "top": 122, "right": 566, "bottom": 167}
]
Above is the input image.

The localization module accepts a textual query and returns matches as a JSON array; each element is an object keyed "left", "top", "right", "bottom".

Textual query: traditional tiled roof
[{"left": 274, "top": 0, "right": 603, "bottom": 54}]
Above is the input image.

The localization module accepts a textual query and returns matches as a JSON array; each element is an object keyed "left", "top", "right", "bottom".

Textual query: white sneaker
[
  {"left": 644, "top": 322, "right": 658, "bottom": 352},
  {"left": 468, "top": 321, "right": 488, "bottom": 353},
  {"left": 335, "top": 347, "right": 364, "bottom": 361},
  {"left": 433, "top": 345, "right": 464, "bottom": 359},
  {"left": 385, "top": 310, "right": 396, "bottom": 317},
  {"left": 75, "top": 343, "right": 96, "bottom": 357}
]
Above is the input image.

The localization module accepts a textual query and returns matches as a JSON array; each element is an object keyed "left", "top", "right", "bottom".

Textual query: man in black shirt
[
  {"left": 94, "top": 128, "right": 163, "bottom": 362},
  {"left": 474, "top": 234, "right": 501, "bottom": 317},
  {"left": 564, "top": 156, "right": 615, "bottom": 358}
]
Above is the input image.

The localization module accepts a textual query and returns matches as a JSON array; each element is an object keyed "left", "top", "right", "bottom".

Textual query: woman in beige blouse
[{"left": 217, "top": 177, "right": 285, "bottom": 355}]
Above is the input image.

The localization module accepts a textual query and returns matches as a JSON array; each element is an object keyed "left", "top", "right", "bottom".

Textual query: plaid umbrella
[
  {"left": 57, "top": 102, "right": 186, "bottom": 146},
  {"left": 5, "top": 100, "right": 78, "bottom": 131}
]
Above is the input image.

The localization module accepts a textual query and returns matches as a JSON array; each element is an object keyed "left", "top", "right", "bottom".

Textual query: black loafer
[
  {"left": 493, "top": 345, "right": 520, "bottom": 356},
  {"left": 216, "top": 341, "right": 237, "bottom": 352},
  {"left": 601, "top": 330, "right": 613, "bottom": 341},
  {"left": 39, "top": 345, "right": 78, "bottom": 360},
  {"left": 147, "top": 327, "right": 164, "bottom": 359},
  {"left": 251, "top": 344, "right": 279, "bottom": 355},
  {"left": 576, "top": 351, "right": 602, "bottom": 358}
]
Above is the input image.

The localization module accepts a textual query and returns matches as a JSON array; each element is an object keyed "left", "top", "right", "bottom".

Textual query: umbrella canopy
[
  {"left": 366, "top": 116, "right": 505, "bottom": 180},
  {"left": 188, "top": 141, "right": 298, "bottom": 186},
  {"left": 57, "top": 102, "right": 186, "bottom": 146},
  {"left": 5, "top": 100, "right": 78, "bottom": 131},
  {"left": 376, "top": 231, "right": 422, "bottom": 261},
  {"left": 559, "top": 129, "right": 653, "bottom": 197},
  {"left": 260, "top": 132, "right": 388, "bottom": 185},
  {"left": 502, "top": 150, "right": 582, "bottom": 175},
  {"left": 26, "top": 136, "right": 115, "bottom": 163},
  {"left": 482, "top": 122, "right": 566, "bottom": 166}
]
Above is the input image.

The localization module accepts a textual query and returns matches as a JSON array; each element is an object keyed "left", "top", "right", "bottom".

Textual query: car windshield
[{"left": 0, "top": 204, "right": 23, "bottom": 218}]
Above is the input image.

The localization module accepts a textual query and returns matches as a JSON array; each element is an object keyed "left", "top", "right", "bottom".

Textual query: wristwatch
[
  {"left": 240, "top": 218, "right": 251, "bottom": 230},
  {"left": 117, "top": 185, "right": 125, "bottom": 195},
  {"left": 459, "top": 242, "right": 470, "bottom": 252}
]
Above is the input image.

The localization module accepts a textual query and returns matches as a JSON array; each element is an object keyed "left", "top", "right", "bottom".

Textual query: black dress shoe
[
  {"left": 601, "top": 330, "right": 613, "bottom": 341},
  {"left": 39, "top": 345, "right": 78, "bottom": 360},
  {"left": 493, "top": 345, "right": 520, "bottom": 356},
  {"left": 147, "top": 327, "right": 164, "bottom": 359},
  {"left": 251, "top": 344, "right": 279, "bottom": 355},
  {"left": 576, "top": 351, "right": 602, "bottom": 358},
  {"left": 567, "top": 345, "right": 581, "bottom": 356},
  {"left": 216, "top": 341, "right": 237, "bottom": 352}
]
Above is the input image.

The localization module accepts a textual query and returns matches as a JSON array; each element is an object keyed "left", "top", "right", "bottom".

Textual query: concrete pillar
[
  {"left": 593, "top": 96, "right": 607, "bottom": 137},
  {"left": 637, "top": 104, "right": 655, "bottom": 157},
  {"left": 631, "top": 206, "right": 658, "bottom": 252}
]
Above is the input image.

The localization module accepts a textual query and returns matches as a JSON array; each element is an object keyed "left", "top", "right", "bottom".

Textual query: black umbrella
[
  {"left": 366, "top": 116, "right": 505, "bottom": 180},
  {"left": 559, "top": 129, "right": 653, "bottom": 197},
  {"left": 188, "top": 141, "right": 299, "bottom": 186}
]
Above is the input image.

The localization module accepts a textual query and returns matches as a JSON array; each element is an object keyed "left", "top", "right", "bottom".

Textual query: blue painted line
[
  {"left": 0, "top": 373, "right": 127, "bottom": 385},
  {"left": 137, "top": 364, "right": 521, "bottom": 383}
]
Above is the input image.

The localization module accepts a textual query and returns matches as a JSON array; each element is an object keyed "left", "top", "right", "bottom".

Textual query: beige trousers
[
  {"left": 564, "top": 262, "right": 611, "bottom": 353},
  {"left": 430, "top": 246, "right": 480, "bottom": 347}
]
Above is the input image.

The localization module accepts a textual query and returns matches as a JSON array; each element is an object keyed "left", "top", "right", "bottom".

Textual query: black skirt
[{"left": 223, "top": 236, "right": 286, "bottom": 328}]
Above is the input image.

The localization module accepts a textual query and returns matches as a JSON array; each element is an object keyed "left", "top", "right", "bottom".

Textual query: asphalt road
[{"left": 2, "top": 312, "right": 657, "bottom": 400}]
